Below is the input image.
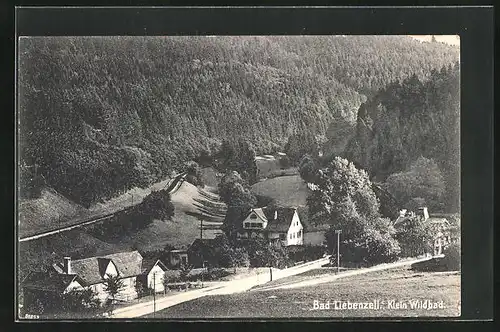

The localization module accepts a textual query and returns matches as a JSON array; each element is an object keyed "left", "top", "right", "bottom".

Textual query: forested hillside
[
  {"left": 344, "top": 63, "right": 460, "bottom": 213},
  {"left": 18, "top": 36, "right": 458, "bottom": 206}
]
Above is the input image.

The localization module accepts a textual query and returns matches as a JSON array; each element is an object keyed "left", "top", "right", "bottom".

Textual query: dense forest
[
  {"left": 344, "top": 63, "right": 460, "bottom": 213},
  {"left": 18, "top": 36, "right": 459, "bottom": 206}
]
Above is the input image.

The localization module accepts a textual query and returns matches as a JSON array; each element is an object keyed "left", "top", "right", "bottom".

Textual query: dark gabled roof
[
  {"left": 427, "top": 217, "right": 450, "bottom": 225},
  {"left": 98, "top": 258, "right": 111, "bottom": 277},
  {"left": 22, "top": 271, "right": 81, "bottom": 293},
  {"left": 237, "top": 206, "right": 301, "bottom": 233},
  {"left": 393, "top": 216, "right": 412, "bottom": 226},
  {"left": 53, "top": 256, "right": 103, "bottom": 285},
  {"left": 295, "top": 206, "right": 316, "bottom": 231},
  {"left": 53, "top": 251, "right": 143, "bottom": 285},
  {"left": 266, "top": 207, "right": 298, "bottom": 233},
  {"left": 190, "top": 238, "right": 218, "bottom": 248},
  {"left": 262, "top": 207, "right": 275, "bottom": 220},
  {"left": 141, "top": 258, "right": 168, "bottom": 275},
  {"left": 102, "top": 251, "right": 142, "bottom": 278},
  {"left": 188, "top": 238, "right": 218, "bottom": 255},
  {"left": 251, "top": 208, "right": 269, "bottom": 222}
]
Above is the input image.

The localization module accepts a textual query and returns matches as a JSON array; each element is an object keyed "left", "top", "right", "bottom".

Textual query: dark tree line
[
  {"left": 344, "top": 63, "right": 460, "bottom": 213},
  {"left": 89, "top": 189, "right": 175, "bottom": 239},
  {"left": 18, "top": 36, "right": 458, "bottom": 206}
]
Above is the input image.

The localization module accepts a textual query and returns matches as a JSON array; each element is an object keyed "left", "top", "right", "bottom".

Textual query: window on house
[
  {"left": 250, "top": 214, "right": 257, "bottom": 219},
  {"left": 289, "top": 233, "right": 292, "bottom": 239},
  {"left": 244, "top": 222, "right": 250, "bottom": 228},
  {"left": 279, "top": 233, "right": 286, "bottom": 240},
  {"left": 181, "top": 256, "right": 187, "bottom": 265}
]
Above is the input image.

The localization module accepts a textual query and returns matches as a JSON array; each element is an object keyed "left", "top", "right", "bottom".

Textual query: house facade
[
  {"left": 51, "top": 251, "right": 143, "bottom": 304},
  {"left": 22, "top": 251, "right": 174, "bottom": 311},
  {"left": 236, "top": 207, "right": 304, "bottom": 246},
  {"left": 394, "top": 207, "right": 451, "bottom": 256},
  {"left": 22, "top": 272, "right": 86, "bottom": 312},
  {"left": 137, "top": 259, "right": 168, "bottom": 293},
  {"left": 166, "top": 249, "right": 189, "bottom": 269}
]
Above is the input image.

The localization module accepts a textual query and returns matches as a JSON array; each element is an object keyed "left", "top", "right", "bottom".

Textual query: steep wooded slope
[
  {"left": 18, "top": 36, "right": 458, "bottom": 206},
  {"left": 344, "top": 64, "right": 460, "bottom": 212}
]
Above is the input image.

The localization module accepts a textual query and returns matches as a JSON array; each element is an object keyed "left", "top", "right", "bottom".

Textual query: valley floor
[{"left": 144, "top": 266, "right": 460, "bottom": 318}]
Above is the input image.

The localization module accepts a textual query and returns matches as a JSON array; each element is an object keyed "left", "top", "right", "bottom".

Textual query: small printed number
[{"left": 25, "top": 314, "right": 40, "bottom": 319}]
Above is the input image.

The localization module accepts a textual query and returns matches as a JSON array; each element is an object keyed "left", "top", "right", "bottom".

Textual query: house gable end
[
  {"left": 63, "top": 279, "right": 85, "bottom": 294},
  {"left": 104, "top": 260, "right": 119, "bottom": 278},
  {"left": 286, "top": 210, "right": 304, "bottom": 245},
  {"left": 242, "top": 208, "right": 268, "bottom": 230}
]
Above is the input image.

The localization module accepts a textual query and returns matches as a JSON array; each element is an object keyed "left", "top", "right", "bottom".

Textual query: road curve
[
  {"left": 19, "top": 172, "right": 187, "bottom": 243},
  {"left": 110, "top": 256, "right": 331, "bottom": 318}
]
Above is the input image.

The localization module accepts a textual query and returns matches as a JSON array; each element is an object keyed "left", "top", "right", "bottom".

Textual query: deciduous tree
[
  {"left": 308, "top": 157, "right": 400, "bottom": 264},
  {"left": 299, "top": 154, "right": 319, "bottom": 183},
  {"left": 102, "top": 274, "right": 125, "bottom": 308},
  {"left": 385, "top": 156, "right": 446, "bottom": 212},
  {"left": 219, "top": 171, "right": 257, "bottom": 236}
]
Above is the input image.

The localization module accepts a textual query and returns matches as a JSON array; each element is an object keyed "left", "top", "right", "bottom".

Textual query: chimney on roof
[
  {"left": 63, "top": 256, "right": 72, "bottom": 274},
  {"left": 418, "top": 207, "right": 429, "bottom": 221}
]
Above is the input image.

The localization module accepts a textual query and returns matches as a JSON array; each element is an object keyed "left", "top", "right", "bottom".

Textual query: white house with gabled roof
[{"left": 236, "top": 207, "right": 304, "bottom": 246}]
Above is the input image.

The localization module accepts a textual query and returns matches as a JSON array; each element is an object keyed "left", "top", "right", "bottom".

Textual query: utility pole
[
  {"left": 200, "top": 218, "right": 204, "bottom": 288},
  {"left": 335, "top": 230, "right": 342, "bottom": 274},
  {"left": 153, "top": 272, "right": 156, "bottom": 318}
]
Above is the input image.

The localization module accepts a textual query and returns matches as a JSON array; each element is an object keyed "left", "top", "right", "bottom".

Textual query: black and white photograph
[{"left": 16, "top": 32, "right": 463, "bottom": 320}]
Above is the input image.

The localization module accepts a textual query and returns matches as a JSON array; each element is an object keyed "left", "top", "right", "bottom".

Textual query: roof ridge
[{"left": 69, "top": 250, "right": 143, "bottom": 262}]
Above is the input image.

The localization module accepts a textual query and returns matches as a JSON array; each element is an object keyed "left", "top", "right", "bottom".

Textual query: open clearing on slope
[
  {"left": 18, "top": 187, "right": 88, "bottom": 238},
  {"left": 251, "top": 175, "right": 310, "bottom": 207},
  {"left": 103, "top": 180, "right": 228, "bottom": 252},
  {"left": 18, "top": 176, "right": 174, "bottom": 239},
  {"left": 146, "top": 266, "right": 460, "bottom": 318},
  {"left": 19, "top": 179, "right": 227, "bottom": 282}
]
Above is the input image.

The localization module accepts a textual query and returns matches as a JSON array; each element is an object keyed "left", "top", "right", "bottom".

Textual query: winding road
[
  {"left": 19, "top": 173, "right": 187, "bottom": 243},
  {"left": 110, "top": 257, "right": 331, "bottom": 318}
]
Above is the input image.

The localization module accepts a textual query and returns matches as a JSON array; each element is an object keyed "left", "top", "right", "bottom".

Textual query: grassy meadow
[{"left": 145, "top": 266, "right": 460, "bottom": 318}]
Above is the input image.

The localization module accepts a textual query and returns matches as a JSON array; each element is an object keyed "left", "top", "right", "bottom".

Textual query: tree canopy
[
  {"left": 18, "top": 36, "right": 458, "bottom": 205},
  {"left": 218, "top": 171, "right": 257, "bottom": 235},
  {"left": 183, "top": 161, "right": 205, "bottom": 187},
  {"left": 298, "top": 154, "right": 319, "bottom": 184},
  {"left": 385, "top": 156, "right": 446, "bottom": 212},
  {"left": 284, "top": 132, "right": 320, "bottom": 165},
  {"left": 345, "top": 63, "right": 460, "bottom": 213},
  {"left": 307, "top": 157, "right": 400, "bottom": 264},
  {"left": 216, "top": 139, "right": 258, "bottom": 185}
]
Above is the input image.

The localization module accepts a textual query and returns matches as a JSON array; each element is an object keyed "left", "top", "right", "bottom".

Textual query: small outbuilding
[
  {"left": 187, "top": 238, "right": 219, "bottom": 268},
  {"left": 137, "top": 258, "right": 169, "bottom": 293}
]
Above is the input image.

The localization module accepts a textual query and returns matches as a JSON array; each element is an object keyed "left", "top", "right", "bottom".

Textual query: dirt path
[
  {"left": 110, "top": 257, "right": 331, "bottom": 318},
  {"left": 252, "top": 256, "right": 435, "bottom": 292}
]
